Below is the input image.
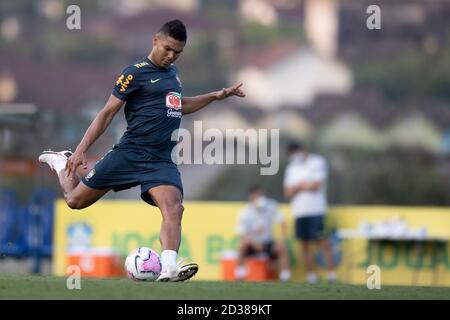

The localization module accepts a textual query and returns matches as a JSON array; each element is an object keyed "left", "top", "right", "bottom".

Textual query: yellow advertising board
[{"left": 53, "top": 201, "right": 450, "bottom": 286}]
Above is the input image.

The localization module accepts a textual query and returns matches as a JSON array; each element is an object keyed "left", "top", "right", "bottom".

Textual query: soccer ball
[{"left": 124, "top": 247, "right": 162, "bottom": 281}]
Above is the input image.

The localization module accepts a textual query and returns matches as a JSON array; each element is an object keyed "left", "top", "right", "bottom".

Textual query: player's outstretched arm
[
  {"left": 66, "top": 94, "right": 125, "bottom": 177},
  {"left": 182, "top": 83, "right": 245, "bottom": 115}
]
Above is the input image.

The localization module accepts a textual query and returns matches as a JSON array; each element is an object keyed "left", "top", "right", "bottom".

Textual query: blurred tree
[
  {"left": 355, "top": 42, "right": 450, "bottom": 102},
  {"left": 41, "top": 29, "right": 122, "bottom": 65}
]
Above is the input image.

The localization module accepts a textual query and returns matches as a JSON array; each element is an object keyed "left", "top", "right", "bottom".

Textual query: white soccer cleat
[
  {"left": 156, "top": 262, "right": 199, "bottom": 282},
  {"left": 38, "top": 150, "right": 73, "bottom": 172}
]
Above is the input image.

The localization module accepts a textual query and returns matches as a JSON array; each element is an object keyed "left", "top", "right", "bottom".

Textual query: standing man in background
[{"left": 283, "top": 142, "right": 336, "bottom": 284}]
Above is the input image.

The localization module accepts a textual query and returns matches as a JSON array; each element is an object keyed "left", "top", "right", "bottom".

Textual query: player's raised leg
[
  {"left": 39, "top": 150, "right": 109, "bottom": 209},
  {"left": 148, "top": 185, "right": 198, "bottom": 282}
]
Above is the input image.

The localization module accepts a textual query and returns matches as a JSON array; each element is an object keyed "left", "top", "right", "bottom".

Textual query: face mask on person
[
  {"left": 253, "top": 196, "right": 268, "bottom": 210},
  {"left": 290, "top": 152, "right": 305, "bottom": 162}
]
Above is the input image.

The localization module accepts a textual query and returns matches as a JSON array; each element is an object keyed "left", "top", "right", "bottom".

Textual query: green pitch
[{"left": 0, "top": 274, "right": 449, "bottom": 299}]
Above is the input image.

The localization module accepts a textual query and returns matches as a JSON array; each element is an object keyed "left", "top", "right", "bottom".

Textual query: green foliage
[
  {"left": 178, "top": 36, "right": 228, "bottom": 94},
  {"left": 203, "top": 164, "right": 285, "bottom": 202},
  {"left": 200, "top": 0, "right": 238, "bottom": 23},
  {"left": 202, "top": 136, "right": 293, "bottom": 202},
  {"left": 203, "top": 146, "right": 450, "bottom": 206}
]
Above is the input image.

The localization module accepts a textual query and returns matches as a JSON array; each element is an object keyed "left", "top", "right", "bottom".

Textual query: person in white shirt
[
  {"left": 235, "top": 186, "right": 291, "bottom": 282},
  {"left": 283, "top": 142, "right": 336, "bottom": 284}
]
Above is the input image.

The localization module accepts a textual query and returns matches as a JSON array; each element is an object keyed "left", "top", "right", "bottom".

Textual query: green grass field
[{"left": 1, "top": 274, "right": 450, "bottom": 300}]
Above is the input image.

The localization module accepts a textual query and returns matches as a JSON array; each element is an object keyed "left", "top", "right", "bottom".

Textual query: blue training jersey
[{"left": 112, "top": 56, "right": 183, "bottom": 162}]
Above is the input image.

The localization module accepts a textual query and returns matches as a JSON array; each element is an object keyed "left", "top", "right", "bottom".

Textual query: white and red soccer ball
[{"left": 125, "top": 247, "right": 161, "bottom": 281}]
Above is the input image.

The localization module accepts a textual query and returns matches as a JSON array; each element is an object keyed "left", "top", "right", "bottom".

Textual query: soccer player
[{"left": 39, "top": 20, "right": 245, "bottom": 282}]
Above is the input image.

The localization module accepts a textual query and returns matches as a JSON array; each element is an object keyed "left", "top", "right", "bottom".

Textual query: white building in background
[
  {"left": 237, "top": 0, "right": 353, "bottom": 110},
  {"left": 0, "top": 74, "right": 17, "bottom": 103},
  {"left": 192, "top": 105, "right": 251, "bottom": 132}
]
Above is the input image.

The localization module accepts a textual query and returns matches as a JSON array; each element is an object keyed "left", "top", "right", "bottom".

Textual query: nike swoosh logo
[{"left": 150, "top": 78, "right": 161, "bottom": 83}]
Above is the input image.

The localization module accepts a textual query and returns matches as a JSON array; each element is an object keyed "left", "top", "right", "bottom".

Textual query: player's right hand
[{"left": 66, "top": 150, "right": 87, "bottom": 178}]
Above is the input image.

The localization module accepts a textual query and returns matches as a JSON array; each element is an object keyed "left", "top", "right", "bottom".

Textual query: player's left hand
[{"left": 215, "top": 83, "right": 246, "bottom": 100}]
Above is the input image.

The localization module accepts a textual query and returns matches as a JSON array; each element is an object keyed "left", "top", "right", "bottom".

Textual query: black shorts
[
  {"left": 81, "top": 146, "right": 183, "bottom": 206},
  {"left": 295, "top": 215, "right": 325, "bottom": 241},
  {"left": 244, "top": 241, "right": 277, "bottom": 260}
]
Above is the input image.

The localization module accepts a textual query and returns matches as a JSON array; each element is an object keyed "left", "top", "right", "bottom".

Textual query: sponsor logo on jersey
[
  {"left": 116, "top": 74, "right": 134, "bottom": 92},
  {"left": 166, "top": 92, "right": 182, "bottom": 118}
]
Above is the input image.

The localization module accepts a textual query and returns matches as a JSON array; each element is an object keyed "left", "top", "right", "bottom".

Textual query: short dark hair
[
  {"left": 287, "top": 141, "right": 304, "bottom": 154},
  {"left": 158, "top": 19, "right": 187, "bottom": 42}
]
